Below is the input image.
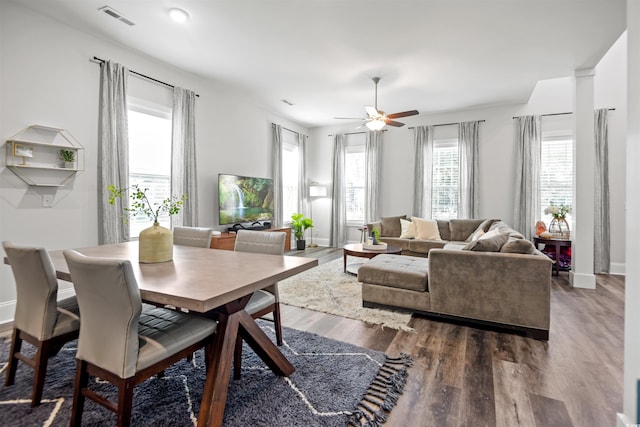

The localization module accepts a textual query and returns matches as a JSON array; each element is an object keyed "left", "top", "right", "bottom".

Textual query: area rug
[
  {"left": 0, "top": 321, "right": 412, "bottom": 426},
  {"left": 279, "top": 258, "right": 415, "bottom": 332}
]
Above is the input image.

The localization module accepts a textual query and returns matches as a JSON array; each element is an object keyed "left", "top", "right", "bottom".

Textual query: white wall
[{"left": 0, "top": 2, "right": 308, "bottom": 323}]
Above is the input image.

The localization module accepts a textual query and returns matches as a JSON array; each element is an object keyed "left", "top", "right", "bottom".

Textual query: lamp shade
[{"left": 309, "top": 184, "right": 328, "bottom": 198}]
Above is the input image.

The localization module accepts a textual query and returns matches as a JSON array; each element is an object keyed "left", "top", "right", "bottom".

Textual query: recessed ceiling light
[{"left": 169, "top": 8, "right": 189, "bottom": 23}]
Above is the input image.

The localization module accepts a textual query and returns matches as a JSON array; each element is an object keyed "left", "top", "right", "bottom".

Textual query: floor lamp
[{"left": 308, "top": 183, "right": 328, "bottom": 248}]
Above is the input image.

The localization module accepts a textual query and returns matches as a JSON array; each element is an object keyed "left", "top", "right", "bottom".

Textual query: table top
[
  {"left": 343, "top": 242, "right": 402, "bottom": 255},
  {"left": 534, "top": 236, "right": 572, "bottom": 244},
  {"left": 46, "top": 241, "right": 318, "bottom": 313}
]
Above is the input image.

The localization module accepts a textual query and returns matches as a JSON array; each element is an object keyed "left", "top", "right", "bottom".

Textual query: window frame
[
  {"left": 344, "top": 134, "right": 366, "bottom": 226},
  {"left": 539, "top": 132, "right": 574, "bottom": 226},
  {"left": 281, "top": 128, "right": 301, "bottom": 225},
  {"left": 431, "top": 137, "right": 459, "bottom": 220}
]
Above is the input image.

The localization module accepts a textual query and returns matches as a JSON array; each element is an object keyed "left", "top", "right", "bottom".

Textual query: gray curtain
[
  {"left": 514, "top": 115, "right": 541, "bottom": 240},
  {"left": 171, "top": 87, "right": 198, "bottom": 227},
  {"left": 594, "top": 108, "right": 610, "bottom": 273},
  {"left": 364, "top": 130, "right": 382, "bottom": 223},
  {"left": 330, "top": 134, "right": 347, "bottom": 247},
  {"left": 271, "top": 124, "right": 283, "bottom": 228},
  {"left": 98, "top": 60, "right": 130, "bottom": 244},
  {"left": 413, "top": 125, "right": 433, "bottom": 218},
  {"left": 459, "top": 121, "right": 481, "bottom": 218},
  {"left": 297, "top": 133, "right": 308, "bottom": 216}
]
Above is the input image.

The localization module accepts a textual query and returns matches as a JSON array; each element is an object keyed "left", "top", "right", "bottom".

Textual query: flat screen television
[{"left": 218, "top": 173, "right": 274, "bottom": 225}]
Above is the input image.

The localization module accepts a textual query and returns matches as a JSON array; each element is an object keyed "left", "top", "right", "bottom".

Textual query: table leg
[
  {"left": 554, "top": 243, "right": 560, "bottom": 276},
  {"left": 343, "top": 250, "right": 347, "bottom": 273}
]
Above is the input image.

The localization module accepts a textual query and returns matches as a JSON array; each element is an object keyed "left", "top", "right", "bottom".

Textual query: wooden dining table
[{"left": 43, "top": 241, "right": 318, "bottom": 426}]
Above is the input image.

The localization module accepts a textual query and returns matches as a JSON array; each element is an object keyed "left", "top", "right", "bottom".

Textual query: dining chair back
[
  {"left": 173, "top": 226, "right": 213, "bottom": 248},
  {"left": 232, "top": 230, "right": 286, "bottom": 379},
  {"left": 63, "top": 249, "right": 217, "bottom": 427},
  {"left": 2, "top": 241, "right": 80, "bottom": 407}
]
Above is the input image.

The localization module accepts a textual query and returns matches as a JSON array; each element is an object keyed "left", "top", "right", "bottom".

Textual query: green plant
[
  {"left": 544, "top": 203, "right": 571, "bottom": 220},
  {"left": 372, "top": 228, "right": 381, "bottom": 241},
  {"left": 59, "top": 149, "right": 76, "bottom": 162},
  {"left": 290, "top": 213, "right": 313, "bottom": 240},
  {"left": 107, "top": 184, "right": 187, "bottom": 224}
]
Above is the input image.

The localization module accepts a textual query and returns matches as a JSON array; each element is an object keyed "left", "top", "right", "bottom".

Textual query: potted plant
[
  {"left": 59, "top": 149, "right": 76, "bottom": 168},
  {"left": 108, "top": 184, "right": 188, "bottom": 263},
  {"left": 290, "top": 213, "right": 313, "bottom": 250}
]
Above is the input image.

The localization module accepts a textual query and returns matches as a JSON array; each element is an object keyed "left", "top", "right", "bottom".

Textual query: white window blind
[
  {"left": 282, "top": 129, "right": 300, "bottom": 223},
  {"left": 345, "top": 136, "right": 365, "bottom": 223},
  {"left": 431, "top": 139, "right": 459, "bottom": 220},
  {"left": 540, "top": 136, "right": 573, "bottom": 222}
]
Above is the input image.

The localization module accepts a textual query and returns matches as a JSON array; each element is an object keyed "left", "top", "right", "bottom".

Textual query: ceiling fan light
[
  {"left": 366, "top": 120, "right": 386, "bottom": 131},
  {"left": 169, "top": 8, "right": 190, "bottom": 23}
]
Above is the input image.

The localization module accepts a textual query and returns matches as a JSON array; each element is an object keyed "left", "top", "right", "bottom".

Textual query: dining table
[{"left": 42, "top": 241, "right": 318, "bottom": 426}]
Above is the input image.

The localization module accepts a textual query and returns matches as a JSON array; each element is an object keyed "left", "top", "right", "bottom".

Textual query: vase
[
  {"left": 549, "top": 218, "right": 570, "bottom": 239},
  {"left": 139, "top": 222, "right": 173, "bottom": 263},
  {"left": 64, "top": 161, "right": 75, "bottom": 169}
]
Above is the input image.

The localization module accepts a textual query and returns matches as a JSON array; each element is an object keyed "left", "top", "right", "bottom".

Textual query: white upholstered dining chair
[
  {"left": 63, "top": 249, "right": 217, "bottom": 427},
  {"left": 233, "top": 230, "right": 286, "bottom": 379},
  {"left": 2, "top": 241, "right": 81, "bottom": 407},
  {"left": 173, "top": 226, "right": 213, "bottom": 248}
]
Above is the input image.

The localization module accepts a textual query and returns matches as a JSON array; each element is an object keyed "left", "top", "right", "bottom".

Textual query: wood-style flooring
[{"left": 284, "top": 247, "right": 624, "bottom": 427}]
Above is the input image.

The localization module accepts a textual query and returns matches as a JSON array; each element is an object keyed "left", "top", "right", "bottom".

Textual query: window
[
  {"left": 345, "top": 136, "right": 365, "bottom": 223},
  {"left": 431, "top": 139, "right": 459, "bottom": 220},
  {"left": 127, "top": 102, "right": 172, "bottom": 237},
  {"left": 282, "top": 130, "right": 300, "bottom": 223},
  {"left": 540, "top": 136, "right": 573, "bottom": 223}
]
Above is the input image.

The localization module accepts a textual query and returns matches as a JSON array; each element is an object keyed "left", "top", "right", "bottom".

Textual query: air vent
[
  {"left": 98, "top": 6, "right": 135, "bottom": 26},
  {"left": 281, "top": 99, "right": 295, "bottom": 106}
]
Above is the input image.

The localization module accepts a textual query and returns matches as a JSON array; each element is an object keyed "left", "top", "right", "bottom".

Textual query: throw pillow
[
  {"left": 462, "top": 233, "right": 509, "bottom": 252},
  {"left": 380, "top": 215, "right": 407, "bottom": 237},
  {"left": 478, "top": 228, "right": 501, "bottom": 240},
  {"left": 465, "top": 228, "right": 485, "bottom": 242},
  {"left": 399, "top": 218, "right": 416, "bottom": 239},
  {"left": 500, "top": 238, "right": 536, "bottom": 254},
  {"left": 413, "top": 217, "right": 442, "bottom": 240}
]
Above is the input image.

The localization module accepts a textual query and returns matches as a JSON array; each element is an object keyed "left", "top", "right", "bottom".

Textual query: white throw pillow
[
  {"left": 478, "top": 228, "right": 501, "bottom": 240},
  {"left": 399, "top": 218, "right": 416, "bottom": 239},
  {"left": 413, "top": 217, "right": 442, "bottom": 240}
]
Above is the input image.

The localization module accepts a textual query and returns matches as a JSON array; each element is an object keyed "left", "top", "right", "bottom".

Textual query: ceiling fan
[{"left": 335, "top": 77, "right": 419, "bottom": 130}]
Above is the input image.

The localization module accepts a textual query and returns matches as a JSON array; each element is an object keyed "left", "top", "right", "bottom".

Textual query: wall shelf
[{"left": 5, "top": 125, "right": 85, "bottom": 187}]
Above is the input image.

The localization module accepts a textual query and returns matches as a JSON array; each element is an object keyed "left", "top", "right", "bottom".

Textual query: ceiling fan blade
[
  {"left": 365, "top": 105, "right": 379, "bottom": 118},
  {"left": 386, "top": 110, "right": 419, "bottom": 119},
  {"left": 385, "top": 120, "right": 406, "bottom": 127}
]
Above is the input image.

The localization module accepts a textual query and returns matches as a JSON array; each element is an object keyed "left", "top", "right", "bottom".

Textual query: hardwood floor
[{"left": 283, "top": 247, "right": 624, "bottom": 427}]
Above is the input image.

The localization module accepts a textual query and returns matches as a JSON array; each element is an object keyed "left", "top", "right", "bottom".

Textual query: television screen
[{"left": 218, "top": 174, "right": 274, "bottom": 225}]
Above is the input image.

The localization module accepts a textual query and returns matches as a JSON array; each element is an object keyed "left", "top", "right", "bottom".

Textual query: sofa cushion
[
  {"left": 443, "top": 242, "right": 467, "bottom": 251},
  {"left": 413, "top": 217, "right": 442, "bottom": 240},
  {"left": 462, "top": 233, "right": 509, "bottom": 252},
  {"left": 464, "top": 219, "right": 498, "bottom": 242},
  {"left": 399, "top": 218, "right": 416, "bottom": 239},
  {"left": 357, "top": 254, "right": 428, "bottom": 292},
  {"left": 379, "top": 237, "right": 412, "bottom": 252},
  {"left": 436, "top": 220, "right": 451, "bottom": 241},
  {"left": 408, "top": 239, "right": 447, "bottom": 254},
  {"left": 380, "top": 215, "right": 406, "bottom": 237},
  {"left": 501, "top": 238, "right": 536, "bottom": 254},
  {"left": 466, "top": 228, "right": 485, "bottom": 242},
  {"left": 449, "top": 219, "right": 485, "bottom": 242}
]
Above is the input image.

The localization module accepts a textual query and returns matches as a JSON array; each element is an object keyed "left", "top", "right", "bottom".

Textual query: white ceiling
[{"left": 16, "top": 0, "right": 626, "bottom": 128}]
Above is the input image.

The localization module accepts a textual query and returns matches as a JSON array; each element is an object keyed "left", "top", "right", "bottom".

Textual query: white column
[
  {"left": 570, "top": 68, "right": 596, "bottom": 289},
  {"left": 620, "top": 1, "right": 640, "bottom": 425}
]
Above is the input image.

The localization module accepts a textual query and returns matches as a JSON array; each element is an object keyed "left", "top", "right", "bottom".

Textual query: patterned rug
[
  {"left": 0, "top": 321, "right": 412, "bottom": 426},
  {"left": 278, "top": 258, "right": 415, "bottom": 332}
]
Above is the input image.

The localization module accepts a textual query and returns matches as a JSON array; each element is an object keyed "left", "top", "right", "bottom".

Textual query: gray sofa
[{"left": 359, "top": 217, "right": 552, "bottom": 340}]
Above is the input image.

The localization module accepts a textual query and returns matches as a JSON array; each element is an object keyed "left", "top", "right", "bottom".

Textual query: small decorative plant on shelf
[
  {"left": 59, "top": 149, "right": 76, "bottom": 168},
  {"left": 544, "top": 203, "right": 571, "bottom": 238},
  {"left": 290, "top": 213, "right": 313, "bottom": 250},
  {"left": 107, "top": 184, "right": 188, "bottom": 263}
]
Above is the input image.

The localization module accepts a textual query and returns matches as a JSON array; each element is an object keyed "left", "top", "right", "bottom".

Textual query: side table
[{"left": 533, "top": 237, "right": 571, "bottom": 276}]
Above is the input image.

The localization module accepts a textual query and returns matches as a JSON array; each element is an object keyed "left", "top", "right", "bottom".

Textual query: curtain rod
[
  {"left": 327, "top": 129, "right": 388, "bottom": 137},
  {"left": 91, "top": 56, "right": 200, "bottom": 97},
  {"left": 408, "top": 119, "right": 485, "bottom": 130},
  {"left": 512, "top": 108, "right": 615, "bottom": 119},
  {"left": 272, "top": 123, "right": 307, "bottom": 137}
]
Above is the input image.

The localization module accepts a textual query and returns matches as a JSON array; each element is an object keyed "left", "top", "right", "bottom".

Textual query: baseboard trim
[
  {"left": 569, "top": 271, "right": 596, "bottom": 289},
  {"left": 617, "top": 412, "right": 633, "bottom": 427},
  {"left": 610, "top": 262, "right": 626, "bottom": 275},
  {"left": 0, "top": 287, "right": 76, "bottom": 326}
]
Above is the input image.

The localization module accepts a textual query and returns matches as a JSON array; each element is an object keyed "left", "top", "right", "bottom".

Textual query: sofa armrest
[{"left": 428, "top": 249, "right": 551, "bottom": 331}]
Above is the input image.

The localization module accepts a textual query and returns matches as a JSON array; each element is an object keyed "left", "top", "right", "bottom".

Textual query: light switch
[{"left": 42, "top": 195, "right": 54, "bottom": 207}]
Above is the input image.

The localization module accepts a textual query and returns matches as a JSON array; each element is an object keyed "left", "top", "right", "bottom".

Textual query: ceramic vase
[
  {"left": 64, "top": 161, "right": 75, "bottom": 169},
  {"left": 139, "top": 222, "right": 173, "bottom": 263},
  {"left": 549, "top": 218, "right": 570, "bottom": 239}
]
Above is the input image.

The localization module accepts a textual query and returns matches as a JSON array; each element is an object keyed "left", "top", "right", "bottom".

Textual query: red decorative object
[{"left": 535, "top": 220, "right": 547, "bottom": 236}]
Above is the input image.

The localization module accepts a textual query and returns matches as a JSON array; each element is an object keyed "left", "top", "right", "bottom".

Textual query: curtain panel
[
  {"left": 271, "top": 124, "right": 284, "bottom": 228},
  {"left": 514, "top": 115, "right": 541, "bottom": 240},
  {"left": 171, "top": 87, "right": 198, "bottom": 227},
  {"left": 413, "top": 125, "right": 433, "bottom": 218},
  {"left": 458, "top": 121, "right": 481, "bottom": 219},
  {"left": 297, "top": 133, "right": 308, "bottom": 216},
  {"left": 594, "top": 108, "right": 610, "bottom": 273},
  {"left": 330, "top": 134, "right": 347, "bottom": 247},
  {"left": 98, "top": 60, "right": 130, "bottom": 244},
  {"left": 364, "top": 131, "right": 382, "bottom": 223}
]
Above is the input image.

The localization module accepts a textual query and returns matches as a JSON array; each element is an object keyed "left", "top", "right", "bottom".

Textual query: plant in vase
[
  {"left": 290, "top": 213, "right": 313, "bottom": 250},
  {"left": 59, "top": 149, "right": 76, "bottom": 168},
  {"left": 544, "top": 203, "right": 571, "bottom": 238},
  {"left": 107, "top": 184, "right": 188, "bottom": 263}
]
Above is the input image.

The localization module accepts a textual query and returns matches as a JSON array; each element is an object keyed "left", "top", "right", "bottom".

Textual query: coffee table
[{"left": 343, "top": 243, "right": 402, "bottom": 274}]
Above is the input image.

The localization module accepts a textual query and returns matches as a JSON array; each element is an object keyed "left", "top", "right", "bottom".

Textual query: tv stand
[{"left": 211, "top": 227, "right": 291, "bottom": 252}]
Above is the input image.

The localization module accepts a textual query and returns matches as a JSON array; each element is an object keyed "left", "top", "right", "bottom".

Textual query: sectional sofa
[{"left": 360, "top": 216, "right": 552, "bottom": 339}]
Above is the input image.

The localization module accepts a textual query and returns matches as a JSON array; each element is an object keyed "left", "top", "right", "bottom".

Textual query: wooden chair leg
[
  {"left": 31, "top": 339, "right": 52, "bottom": 407},
  {"left": 5, "top": 328, "right": 22, "bottom": 387},
  {"left": 273, "top": 303, "right": 283, "bottom": 346},
  {"left": 233, "top": 336, "right": 243, "bottom": 380},
  {"left": 117, "top": 379, "right": 135, "bottom": 427},
  {"left": 71, "top": 359, "right": 89, "bottom": 427}
]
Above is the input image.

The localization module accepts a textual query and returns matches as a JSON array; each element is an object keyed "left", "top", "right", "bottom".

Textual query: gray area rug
[
  {"left": 0, "top": 320, "right": 412, "bottom": 426},
  {"left": 278, "top": 258, "right": 415, "bottom": 332}
]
